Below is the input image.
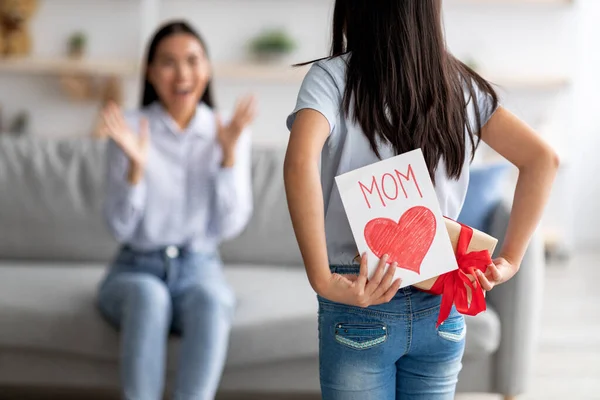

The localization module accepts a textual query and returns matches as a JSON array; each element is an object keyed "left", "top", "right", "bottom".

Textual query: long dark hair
[
  {"left": 302, "top": 0, "right": 498, "bottom": 182},
  {"left": 141, "top": 20, "right": 215, "bottom": 108}
]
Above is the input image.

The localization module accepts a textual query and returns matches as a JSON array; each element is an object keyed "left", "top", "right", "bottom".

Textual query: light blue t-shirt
[{"left": 286, "top": 56, "right": 497, "bottom": 265}]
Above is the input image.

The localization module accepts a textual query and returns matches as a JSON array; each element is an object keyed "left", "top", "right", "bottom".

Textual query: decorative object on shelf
[
  {"left": 59, "top": 74, "right": 96, "bottom": 101},
  {"left": 0, "top": 0, "right": 39, "bottom": 57},
  {"left": 61, "top": 31, "right": 95, "bottom": 103},
  {"left": 67, "top": 31, "right": 87, "bottom": 59},
  {"left": 59, "top": 73, "right": 123, "bottom": 105},
  {"left": 55, "top": 31, "right": 123, "bottom": 110},
  {"left": 9, "top": 111, "right": 29, "bottom": 136},
  {"left": 248, "top": 28, "right": 296, "bottom": 63},
  {"left": 101, "top": 76, "right": 122, "bottom": 106}
]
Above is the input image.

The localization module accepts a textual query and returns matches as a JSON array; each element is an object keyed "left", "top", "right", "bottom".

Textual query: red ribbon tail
[
  {"left": 428, "top": 218, "right": 494, "bottom": 327},
  {"left": 454, "top": 270, "right": 487, "bottom": 317},
  {"left": 468, "top": 278, "right": 487, "bottom": 316}
]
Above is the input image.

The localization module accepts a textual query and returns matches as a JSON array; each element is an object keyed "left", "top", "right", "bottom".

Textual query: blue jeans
[
  {"left": 318, "top": 265, "right": 466, "bottom": 400},
  {"left": 97, "top": 246, "right": 235, "bottom": 400}
]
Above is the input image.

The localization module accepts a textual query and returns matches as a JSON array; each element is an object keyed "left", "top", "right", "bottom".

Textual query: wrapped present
[
  {"left": 413, "top": 218, "right": 498, "bottom": 327},
  {"left": 335, "top": 149, "right": 498, "bottom": 326}
]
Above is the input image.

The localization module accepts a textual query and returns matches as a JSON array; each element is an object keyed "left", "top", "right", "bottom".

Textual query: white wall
[
  {"left": 443, "top": 1, "right": 579, "bottom": 252},
  {"left": 1, "top": 0, "right": 596, "bottom": 248},
  {"left": 1, "top": 0, "right": 577, "bottom": 145},
  {"left": 0, "top": 0, "right": 335, "bottom": 144},
  {"left": 570, "top": 0, "right": 600, "bottom": 249}
]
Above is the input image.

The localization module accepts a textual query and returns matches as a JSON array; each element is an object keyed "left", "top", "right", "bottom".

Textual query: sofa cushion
[
  {"left": 0, "top": 137, "right": 302, "bottom": 267},
  {"left": 0, "top": 262, "right": 499, "bottom": 369},
  {"left": 219, "top": 148, "right": 303, "bottom": 267},
  {"left": 0, "top": 263, "right": 318, "bottom": 369},
  {"left": 0, "top": 137, "right": 118, "bottom": 262},
  {"left": 458, "top": 162, "right": 510, "bottom": 232},
  {"left": 464, "top": 309, "right": 501, "bottom": 357}
]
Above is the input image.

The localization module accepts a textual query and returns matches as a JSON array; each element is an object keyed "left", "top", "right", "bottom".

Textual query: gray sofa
[{"left": 0, "top": 136, "right": 544, "bottom": 399}]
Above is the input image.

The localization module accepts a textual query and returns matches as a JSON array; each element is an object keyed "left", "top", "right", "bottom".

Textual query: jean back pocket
[
  {"left": 334, "top": 322, "right": 387, "bottom": 350},
  {"left": 437, "top": 315, "right": 466, "bottom": 343}
]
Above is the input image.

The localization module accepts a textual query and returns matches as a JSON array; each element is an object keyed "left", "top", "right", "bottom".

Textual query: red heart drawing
[{"left": 364, "top": 206, "right": 436, "bottom": 274}]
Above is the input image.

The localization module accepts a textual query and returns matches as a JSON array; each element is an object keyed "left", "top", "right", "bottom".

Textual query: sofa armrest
[{"left": 485, "top": 203, "right": 545, "bottom": 396}]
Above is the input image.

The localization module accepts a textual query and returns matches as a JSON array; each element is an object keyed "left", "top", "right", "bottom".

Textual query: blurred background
[{"left": 0, "top": 0, "right": 598, "bottom": 399}]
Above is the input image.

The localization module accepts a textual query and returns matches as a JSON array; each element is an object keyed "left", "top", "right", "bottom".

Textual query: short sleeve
[
  {"left": 470, "top": 80, "right": 499, "bottom": 128},
  {"left": 286, "top": 63, "right": 342, "bottom": 134}
]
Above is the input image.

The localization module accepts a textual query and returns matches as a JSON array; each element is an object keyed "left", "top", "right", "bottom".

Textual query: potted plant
[
  {"left": 249, "top": 28, "right": 297, "bottom": 63},
  {"left": 68, "top": 32, "right": 87, "bottom": 59}
]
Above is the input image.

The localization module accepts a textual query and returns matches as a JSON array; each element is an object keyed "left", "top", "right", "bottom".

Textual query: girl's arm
[
  {"left": 477, "top": 106, "right": 560, "bottom": 289},
  {"left": 284, "top": 109, "right": 331, "bottom": 293},
  {"left": 285, "top": 109, "right": 401, "bottom": 306}
]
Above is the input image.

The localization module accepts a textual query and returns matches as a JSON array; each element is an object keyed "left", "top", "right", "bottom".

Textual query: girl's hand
[
  {"left": 101, "top": 102, "right": 150, "bottom": 172},
  {"left": 475, "top": 257, "right": 519, "bottom": 291},
  {"left": 319, "top": 253, "right": 402, "bottom": 308},
  {"left": 217, "top": 95, "right": 257, "bottom": 167}
]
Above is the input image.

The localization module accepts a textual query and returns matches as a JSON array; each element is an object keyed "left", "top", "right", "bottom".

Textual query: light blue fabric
[
  {"left": 286, "top": 56, "right": 498, "bottom": 265},
  {"left": 104, "top": 102, "right": 253, "bottom": 253},
  {"left": 97, "top": 246, "right": 235, "bottom": 400},
  {"left": 458, "top": 162, "right": 510, "bottom": 232}
]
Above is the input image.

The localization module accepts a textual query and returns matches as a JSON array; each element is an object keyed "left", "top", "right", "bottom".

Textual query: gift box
[
  {"left": 413, "top": 218, "right": 498, "bottom": 327},
  {"left": 413, "top": 218, "right": 498, "bottom": 290},
  {"left": 335, "top": 148, "right": 499, "bottom": 326}
]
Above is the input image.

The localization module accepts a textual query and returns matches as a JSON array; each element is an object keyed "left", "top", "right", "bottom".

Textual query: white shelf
[
  {"left": 0, "top": 57, "right": 139, "bottom": 77},
  {"left": 481, "top": 73, "right": 571, "bottom": 90},
  {"left": 0, "top": 58, "right": 307, "bottom": 82},
  {"left": 0, "top": 57, "right": 571, "bottom": 90},
  {"left": 213, "top": 62, "right": 570, "bottom": 90}
]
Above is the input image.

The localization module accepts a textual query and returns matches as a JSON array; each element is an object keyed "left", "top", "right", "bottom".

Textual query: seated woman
[{"left": 96, "top": 20, "right": 256, "bottom": 400}]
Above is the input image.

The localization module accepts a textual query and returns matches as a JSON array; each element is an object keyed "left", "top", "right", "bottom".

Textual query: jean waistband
[
  {"left": 121, "top": 244, "right": 191, "bottom": 259},
  {"left": 330, "top": 264, "right": 361, "bottom": 275},
  {"left": 329, "top": 264, "right": 430, "bottom": 295}
]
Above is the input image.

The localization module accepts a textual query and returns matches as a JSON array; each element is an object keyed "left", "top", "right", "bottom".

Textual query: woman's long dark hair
[
  {"left": 304, "top": 0, "right": 498, "bottom": 182},
  {"left": 141, "top": 20, "right": 215, "bottom": 108}
]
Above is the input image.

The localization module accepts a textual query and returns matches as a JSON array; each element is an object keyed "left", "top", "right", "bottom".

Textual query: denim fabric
[
  {"left": 318, "top": 265, "right": 466, "bottom": 399},
  {"left": 97, "top": 246, "right": 235, "bottom": 400}
]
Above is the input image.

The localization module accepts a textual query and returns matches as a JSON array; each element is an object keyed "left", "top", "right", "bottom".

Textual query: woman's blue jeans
[{"left": 97, "top": 246, "right": 235, "bottom": 400}]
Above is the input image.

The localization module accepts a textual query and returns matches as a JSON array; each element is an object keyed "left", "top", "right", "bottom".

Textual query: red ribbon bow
[{"left": 428, "top": 220, "right": 492, "bottom": 327}]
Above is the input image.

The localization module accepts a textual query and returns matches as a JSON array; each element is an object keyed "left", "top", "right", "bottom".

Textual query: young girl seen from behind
[{"left": 284, "top": 1, "right": 558, "bottom": 399}]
